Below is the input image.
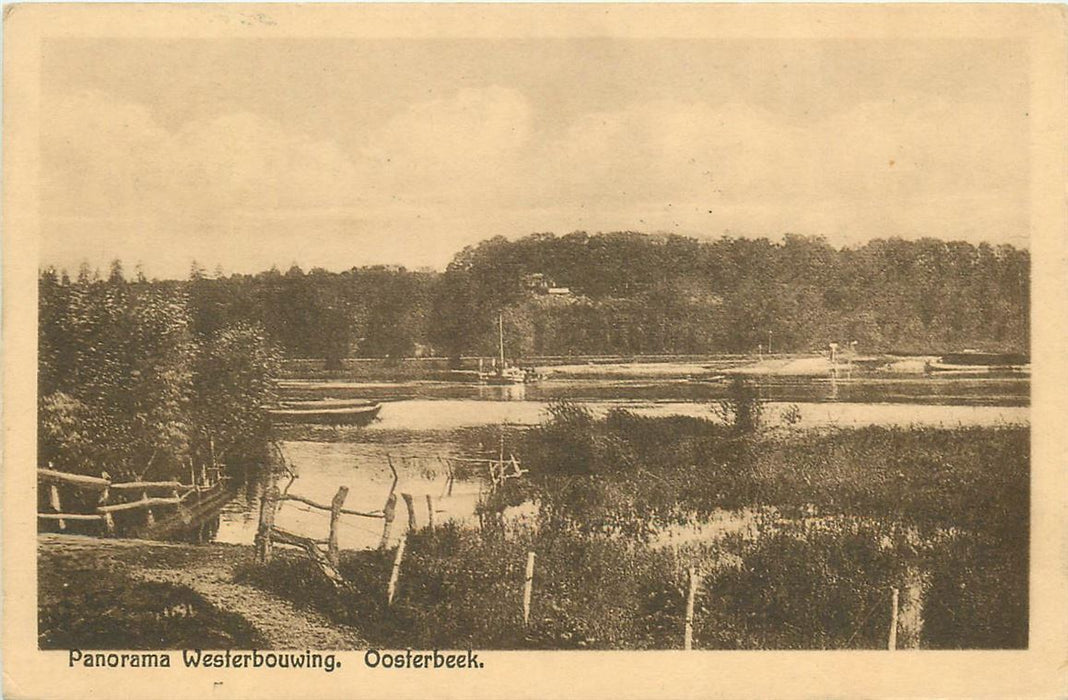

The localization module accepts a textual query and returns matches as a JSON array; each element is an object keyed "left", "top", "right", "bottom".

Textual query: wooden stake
[
  {"left": 379, "top": 493, "right": 397, "bottom": 549},
  {"left": 327, "top": 486, "right": 350, "bottom": 569},
  {"left": 888, "top": 587, "right": 899, "bottom": 651},
  {"left": 426, "top": 494, "right": 435, "bottom": 530},
  {"left": 49, "top": 484, "right": 65, "bottom": 530},
  {"left": 898, "top": 567, "right": 925, "bottom": 649},
  {"left": 402, "top": 492, "right": 416, "bottom": 531},
  {"left": 142, "top": 490, "right": 154, "bottom": 527},
  {"left": 387, "top": 534, "right": 407, "bottom": 605},
  {"left": 684, "top": 567, "right": 700, "bottom": 650},
  {"left": 523, "top": 551, "right": 536, "bottom": 625},
  {"left": 255, "top": 481, "right": 280, "bottom": 563}
]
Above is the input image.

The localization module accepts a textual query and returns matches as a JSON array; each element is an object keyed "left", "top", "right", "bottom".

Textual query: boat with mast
[{"left": 479, "top": 312, "right": 536, "bottom": 385}]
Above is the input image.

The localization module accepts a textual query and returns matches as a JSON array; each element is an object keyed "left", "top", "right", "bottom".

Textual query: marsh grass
[{"left": 239, "top": 413, "right": 1028, "bottom": 649}]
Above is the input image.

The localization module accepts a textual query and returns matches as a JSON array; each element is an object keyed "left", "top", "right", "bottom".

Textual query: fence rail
[
  {"left": 255, "top": 452, "right": 477, "bottom": 590},
  {"left": 37, "top": 467, "right": 228, "bottom": 539}
]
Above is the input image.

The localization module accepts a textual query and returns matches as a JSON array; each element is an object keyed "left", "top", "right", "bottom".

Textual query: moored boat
[
  {"left": 926, "top": 350, "right": 1030, "bottom": 374},
  {"left": 478, "top": 313, "right": 538, "bottom": 385},
  {"left": 268, "top": 399, "right": 382, "bottom": 426}
]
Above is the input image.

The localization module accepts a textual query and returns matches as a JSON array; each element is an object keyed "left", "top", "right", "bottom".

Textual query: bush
[
  {"left": 700, "top": 521, "right": 905, "bottom": 649},
  {"left": 712, "top": 377, "right": 765, "bottom": 435}
]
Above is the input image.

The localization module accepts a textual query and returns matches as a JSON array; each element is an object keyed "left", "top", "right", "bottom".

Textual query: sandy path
[{"left": 39, "top": 534, "right": 365, "bottom": 649}]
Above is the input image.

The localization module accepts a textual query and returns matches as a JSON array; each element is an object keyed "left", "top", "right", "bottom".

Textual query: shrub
[{"left": 713, "top": 377, "right": 765, "bottom": 435}]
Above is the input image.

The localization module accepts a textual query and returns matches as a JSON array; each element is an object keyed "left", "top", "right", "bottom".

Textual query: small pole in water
[
  {"left": 379, "top": 492, "right": 397, "bottom": 549},
  {"left": 327, "top": 486, "right": 349, "bottom": 569},
  {"left": 401, "top": 492, "right": 417, "bottom": 531}
]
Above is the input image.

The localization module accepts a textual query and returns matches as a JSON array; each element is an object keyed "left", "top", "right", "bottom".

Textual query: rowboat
[{"left": 268, "top": 399, "right": 382, "bottom": 426}]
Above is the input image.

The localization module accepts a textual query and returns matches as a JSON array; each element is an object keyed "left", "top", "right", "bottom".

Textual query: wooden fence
[
  {"left": 37, "top": 467, "right": 231, "bottom": 540},
  {"left": 255, "top": 457, "right": 399, "bottom": 583},
  {"left": 253, "top": 450, "right": 517, "bottom": 579}
]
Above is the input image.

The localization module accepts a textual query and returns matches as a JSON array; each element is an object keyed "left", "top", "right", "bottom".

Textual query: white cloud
[
  {"left": 39, "top": 86, "right": 1028, "bottom": 278},
  {"left": 359, "top": 86, "right": 533, "bottom": 203}
]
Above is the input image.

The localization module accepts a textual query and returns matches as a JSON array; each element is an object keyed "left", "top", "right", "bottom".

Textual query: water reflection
[
  {"left": 475, "top": 382, "right": 527, "bottom": 401},
  {"left": 217, "top": 439, "right": 487, "bottom": 548}
]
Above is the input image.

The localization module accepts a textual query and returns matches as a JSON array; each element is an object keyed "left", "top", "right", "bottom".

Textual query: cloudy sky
[{"left": 40, "top": 36, "right": 1030, "bottom": 279}]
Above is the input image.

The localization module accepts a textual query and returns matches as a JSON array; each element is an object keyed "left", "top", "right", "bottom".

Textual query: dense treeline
[
  {"left": 436, "top": 232, "right": 1029, "bottom": 357},
  {"left": 45, "top": 232, "right": 1029, "bottom": 367},
  {"left": 38, "top": 264, "right": 280, "bottom": 481}
]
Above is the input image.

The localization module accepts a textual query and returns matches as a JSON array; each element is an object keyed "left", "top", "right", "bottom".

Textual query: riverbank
[{"left": 41, "top": 419, "right": 1029, "bottom": 651}]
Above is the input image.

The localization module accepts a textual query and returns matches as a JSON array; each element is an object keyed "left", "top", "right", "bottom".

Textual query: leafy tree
[{"left": 38, "top": 268, "right": 281, "bottom": 482}]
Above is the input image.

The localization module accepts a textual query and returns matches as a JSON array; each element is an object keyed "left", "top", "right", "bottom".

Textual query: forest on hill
[{"left": 42, "top": 232, "right": 1029, "bottom": 367}]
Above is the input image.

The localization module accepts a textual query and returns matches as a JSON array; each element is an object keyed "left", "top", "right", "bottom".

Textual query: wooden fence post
[
  {"left": 255, "top": 481, "right": 280, "bottom": 564},
  {"left": 684, "top": 567, "right": 700, "bottom": 650},
  {"left": 142, "top": 489, "right": 154, "bottom": 527},
  {"left": 426, "top": 494, "right": 435, "bottom": 530},
  {"left": 888, "top": 587, "right": 900, "bottom": 651},
  {"left": 401, "top": 493, "right": 417, "bottom": 531},
  {"left": 327, "top": 486, "right": 350, "bottom": 569},
  {"left": 898, "top": 568, "right": 924, "bottom": 649},
  {"left": 387, "top": 534, "right": 407, "bottom": 606},
  {"left": 48, "top": 484, "right": 65, "bottom": 531},
  {"left": 98, "top": 484, "right": 112, "bottom": 534},
  {"left": 379, "top": 493, "right": 397, "bottom": 549},
  {"left": 523, "top": 551, "right": 536, "bottom": 625}
]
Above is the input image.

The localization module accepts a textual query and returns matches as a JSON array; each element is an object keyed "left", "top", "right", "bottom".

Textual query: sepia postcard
[{"left": 4, "top": 3, "right": 1067, "bottom": 698}]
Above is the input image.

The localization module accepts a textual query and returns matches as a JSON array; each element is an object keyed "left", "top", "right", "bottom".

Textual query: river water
[{"left": 215, "top": 371, "right": 1028, "bottom": 547}]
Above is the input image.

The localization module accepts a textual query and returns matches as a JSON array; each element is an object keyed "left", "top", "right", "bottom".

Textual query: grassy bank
[
  {"left": 238, "top": 515, "right": 1024, "bottom": 650},
  {"left": 511, "top": 405, "right": 1027, "bottom": 540}
]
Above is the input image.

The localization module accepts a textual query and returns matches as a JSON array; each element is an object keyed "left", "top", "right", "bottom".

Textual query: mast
[{"left": 498, "top": 312, "right": 506, "bottom": 370}]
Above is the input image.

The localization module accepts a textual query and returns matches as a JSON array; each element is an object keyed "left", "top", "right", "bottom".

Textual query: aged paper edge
[{"left": 4, "top": 4, "right": 1067, "bottom": 699}]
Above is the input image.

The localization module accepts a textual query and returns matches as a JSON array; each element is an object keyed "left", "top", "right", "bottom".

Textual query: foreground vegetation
[
  {"left": 39, "top": 413, "right": 1027, "bottom": 649},
  {"left": 237, "top": 411, "right": 1028, "bottom": 650}
]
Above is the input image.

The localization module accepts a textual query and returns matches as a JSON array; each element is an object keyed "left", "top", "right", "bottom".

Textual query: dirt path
[{"left": 39, "top": 534, "right": 365, "bottom": 649}]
